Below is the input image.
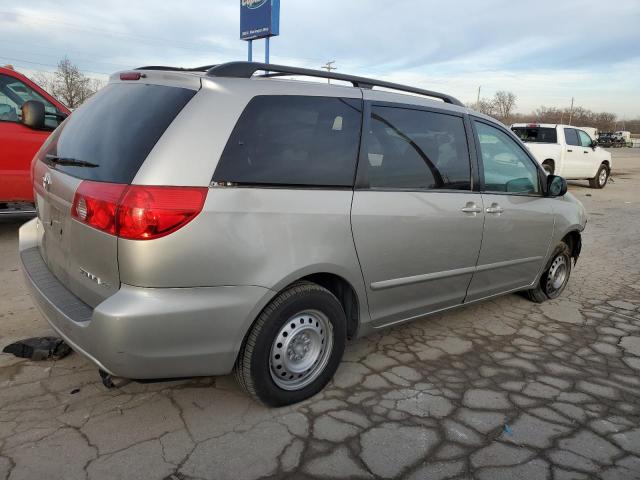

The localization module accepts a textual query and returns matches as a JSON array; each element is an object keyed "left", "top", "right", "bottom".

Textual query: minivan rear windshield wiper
[{"left": 45, "top": 154, "right": 99, "bottom": 168}]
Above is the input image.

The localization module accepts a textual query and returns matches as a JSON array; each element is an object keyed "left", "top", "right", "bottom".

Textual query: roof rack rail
[
  {"left": 135, "top": 65, "right": 217, "bottom": 72},
  {"left": 206, "top": 62, "right": 464, "bottom": 107}
]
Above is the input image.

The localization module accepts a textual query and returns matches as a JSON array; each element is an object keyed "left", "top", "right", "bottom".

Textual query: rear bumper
[{"left": 18, "top": 218, "right": 272, "bottom": 379}]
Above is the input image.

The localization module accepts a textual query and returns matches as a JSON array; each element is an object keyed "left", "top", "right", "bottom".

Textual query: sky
[{"left": 1, "top": 0, "right": 639, "bottom": 117}]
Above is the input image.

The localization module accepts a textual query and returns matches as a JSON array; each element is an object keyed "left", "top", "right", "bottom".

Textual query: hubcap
[
  {"left": 270, "top": 310, "right": 333, "bottom": 391},
  {"left": 546, "top": 254, "right": 568, "bottom": 294},
  {"left": 599, "top": 168, "right": 607, "bottom": 185}
]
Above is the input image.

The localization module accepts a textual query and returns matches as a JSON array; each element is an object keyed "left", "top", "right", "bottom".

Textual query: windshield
[
  {"left": 38, "top": 83, "right": 196, "bottom": 183},
  {"left": 511, "top": 127, "right": 557, "bottom": 144}
]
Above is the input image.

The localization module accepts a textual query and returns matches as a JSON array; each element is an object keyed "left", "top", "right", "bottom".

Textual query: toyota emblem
[{"left": 42, "top": 172, "right": 52, "bottom": 191}]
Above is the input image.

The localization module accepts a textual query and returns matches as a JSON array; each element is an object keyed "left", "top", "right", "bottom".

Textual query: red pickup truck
[{"left": 0, "top": 65, "right": 71, "bottom": 211}]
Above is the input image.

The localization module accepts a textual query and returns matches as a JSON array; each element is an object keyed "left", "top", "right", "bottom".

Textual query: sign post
[{"left": 240, "top": 0, "right": 280, "bottom": 64}]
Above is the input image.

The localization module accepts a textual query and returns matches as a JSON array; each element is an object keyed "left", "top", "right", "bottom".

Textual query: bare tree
[
  {"left": 475, "top": 98, "right": 497, "bottom": 116},
  {"left": 493, "top": 91, "right": 517, "bottom": 122},
  {"left": 31, "top": 57, "right": 103, "bottom": 109},
  {"left": 31, "top": 71, "right": 56, "bottom": 95},
  {"left": 514, "top": 106, "right": 620, "bottom": 132}
]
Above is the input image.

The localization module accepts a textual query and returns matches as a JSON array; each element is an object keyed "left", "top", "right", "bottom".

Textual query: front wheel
[
  {"left": 235, "top": 281, "right": 346, "bottom": 406},
  {"left": 589, "top": 164, "right": 609, "bottom": 189},
  {"left": 526, "top": 242, "right": 572, "bottom": 303}
]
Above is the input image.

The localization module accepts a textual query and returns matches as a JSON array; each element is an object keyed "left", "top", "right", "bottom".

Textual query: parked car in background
[
  {"left": 511, "top": 123, "right": 612, "bottom": 188},
  {"left": 613, "top": 131, "right": 632, "bottom": 146},
  {"left": 598, "top": 132, "right": 630, "bottom": 148},
  {"left": 0, "top": 65, "right": 70, "bottom": 212},
  {"left": 19, "top": 62, "right": 586, "bottom": 406}
]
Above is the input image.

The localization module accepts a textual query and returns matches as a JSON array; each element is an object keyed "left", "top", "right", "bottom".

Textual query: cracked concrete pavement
[{"left": 1, "top": 149, "right": 640, "bottom": 479}]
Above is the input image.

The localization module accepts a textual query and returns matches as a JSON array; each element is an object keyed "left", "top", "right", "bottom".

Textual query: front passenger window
[
  {"left": 0, "top": 74, "right": 63, "bottom": 128},
  {"left": 474, "top": 121, "right": 540, "bottom": 194},
  {"left": 577, "top": 130, "right": 592, "bottom": 147}
]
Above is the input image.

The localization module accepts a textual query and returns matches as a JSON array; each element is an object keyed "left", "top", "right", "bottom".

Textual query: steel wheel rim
[
  {"left": 270, "top": 310, "right": 333, "bottom": 391},
  {"left": 546, "top": 254, "right": 568, "bottom": 294},
  {"left": 599, "top": 168, "right": 607, "bottom": 186}
]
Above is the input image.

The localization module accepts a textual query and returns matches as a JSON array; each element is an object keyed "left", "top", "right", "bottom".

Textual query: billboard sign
[{"left": 240, "top": 0, "right": 280, "bottom": 41}]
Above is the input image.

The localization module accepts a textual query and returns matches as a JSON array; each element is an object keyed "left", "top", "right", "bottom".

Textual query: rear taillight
[
  {"left": 117, "top": 186, "right": 207, "bottom": 240},
  {"left": 71, "top": 181, "right": 127, "bottom": 235},
  {"left": 71, "top": 181, "right": 207, "bottom": 240}
]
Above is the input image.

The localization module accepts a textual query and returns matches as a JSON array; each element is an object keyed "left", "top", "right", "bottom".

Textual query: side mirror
[
  {"left": 21, "top": 100, "right": 46, "bottom": 130},
  {"left": 547, "top": 175, "right": 567, "bottom": 197},
  {"left": 591, "top": 139, "right": 598, "bottom": 149}
]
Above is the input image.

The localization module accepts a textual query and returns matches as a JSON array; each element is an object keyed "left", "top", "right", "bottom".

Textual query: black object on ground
[
  {"left": 99, "top": 369, "right": 116, "bottom": 389},
  {"left": 2, "top": 336, "right": 72, "bottom": 361}
]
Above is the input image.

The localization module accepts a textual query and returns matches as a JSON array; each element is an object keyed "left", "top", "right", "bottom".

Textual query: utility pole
[
  {"left": 321, "top": 61, "right": 336, "bottom": 84},
  {"left": 568, "top": 97, "right": 574, "bottom": 125},
  {"left": 476, "top": 85, "right": 481, "bottom": 107}
]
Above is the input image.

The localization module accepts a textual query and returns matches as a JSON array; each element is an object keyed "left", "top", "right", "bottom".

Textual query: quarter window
[
  {"left": 474, "top": 121, "right": 540, "bottom": 194},
  {"left": 364, "top": 106, "right": 471, "bottom": 190},
  {"left": 214, "top": 96, "right": 362, "bottom": 187},
  {"left": 564, "top": 128, "right": 580, "bottom": 146}
]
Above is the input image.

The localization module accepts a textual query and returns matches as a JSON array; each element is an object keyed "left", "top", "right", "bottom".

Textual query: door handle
[
  {"left": 583, "top": 151, "right": 589, "bottom": 154},
  {"left": 486, "top": 203, "right": 504, "bottom": 214},
  {"left": 461, "top": 202, "right": 482, "bottom": 214},
  {"left": 567, "top": 149, "right": 573, "bottom": 152}
]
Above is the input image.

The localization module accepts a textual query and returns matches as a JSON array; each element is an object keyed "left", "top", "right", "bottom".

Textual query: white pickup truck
[{"left": 511, "top": 123, "right": 612, "bottom": 188}]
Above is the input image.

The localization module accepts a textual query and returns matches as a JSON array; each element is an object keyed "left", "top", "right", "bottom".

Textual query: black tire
[
  {"left": 526, "top": 242, "right": 572, "bottom": 303},
  {"left": 589, "top": 164, "right": 609, "bottom": 189},
  {"left": 234, "top": 281, "right": 347, "bottom": 407},
  {"left": 542, "top": 161, "right": 554, "bottom": 175}
]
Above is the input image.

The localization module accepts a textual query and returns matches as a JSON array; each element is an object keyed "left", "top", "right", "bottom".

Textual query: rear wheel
[
  {"left": 589, "top": 164, "right": 609, "bottom": 189},
  {"left": 235, "top": 281, "right": 346, "bottom": 406},
  {"left": 526, "top": 242, "right": 572, "bottom": 303}
]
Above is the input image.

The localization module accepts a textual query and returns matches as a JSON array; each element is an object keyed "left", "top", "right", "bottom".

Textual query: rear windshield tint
[
  {"left": 511, "top": 127, "right": 557, "bottom": 143},
  {"left": 213, "top": 95, "right": 362, "bottom": 187},
  {"left": 40, "top": 83, "right": 196, "bottom": 183}
]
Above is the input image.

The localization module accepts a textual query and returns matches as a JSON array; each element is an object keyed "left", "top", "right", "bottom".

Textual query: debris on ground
[{"left": 2, "top": 336, "right": 72, "bottom": 361}]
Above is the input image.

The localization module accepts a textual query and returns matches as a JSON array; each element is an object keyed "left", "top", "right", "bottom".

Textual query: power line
[
  {"left": 0, "top": 55, "right": 111, "bottom": 76},
  {"left": 1, "top": 48, "right": 134, "bottom": 70},
  {"left": 1, "top": 11, "right": 366, "bottom": 73}
]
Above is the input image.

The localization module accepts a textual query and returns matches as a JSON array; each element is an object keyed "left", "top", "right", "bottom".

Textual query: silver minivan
[{"left": 19, "top": 62, "right": 586, "bottom": 406}]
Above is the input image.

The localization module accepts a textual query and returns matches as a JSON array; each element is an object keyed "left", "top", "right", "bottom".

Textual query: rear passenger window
[
  {"left": 364, "top": 106, "right": 471, "bottom": 190},
  {"left": 214, "top": 96, "right": 362, "bottom": 187},
  {"left": 564, "top": 128, "right": 580, "bottom": 146}
]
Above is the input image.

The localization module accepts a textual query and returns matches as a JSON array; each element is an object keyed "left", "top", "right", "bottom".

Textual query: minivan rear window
[
  {"left": 213, "top": 95, "right": 362, "bottom": 187},
  {"left": 41, "top": 83, "right": 196, "bottom": 183}
]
